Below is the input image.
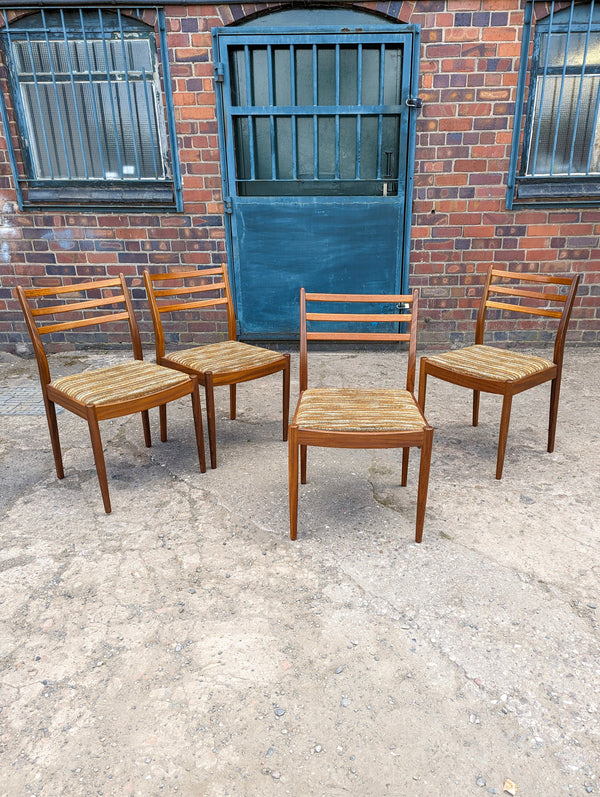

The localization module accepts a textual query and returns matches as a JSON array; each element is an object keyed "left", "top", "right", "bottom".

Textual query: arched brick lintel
[{"left": 223, "top": 2, "right": 411, "bottom": 27}]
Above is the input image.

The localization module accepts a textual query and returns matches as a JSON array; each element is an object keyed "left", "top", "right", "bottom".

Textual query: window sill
[
  {"left": 510, "top": 177, "right": 600, "bottom": 207},
  {"left": 20, "top": 182, "right": 178, "bottom": 212}
]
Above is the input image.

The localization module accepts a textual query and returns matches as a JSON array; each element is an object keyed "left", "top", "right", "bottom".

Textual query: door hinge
[
  {"left": 406, "top": 96, "right": 423, "bottom": 109},
  {"left": 214, "top": 62, "right": 225, "bottom": 83},
  {"left": 223, "top": 197, "right": 233, "bottom": 214}
]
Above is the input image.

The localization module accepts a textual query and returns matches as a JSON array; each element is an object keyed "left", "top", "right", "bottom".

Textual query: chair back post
[
  {"left": 475, "top": 266, "right": 494, "bottom": 344},
  {"left": 119, "top": 274, "right": 144, "bottom": 360},
  {"left": 553, "top": 272, "right": 580, "bottom": 368},
  {"left": 143, "top": 270, "right": 167, "bottom": 360},
  {"left": 15, "top": 284, "right": 52, "bottom": 387},
  {"left": 221, "top": 264, "right": 238, "bottom": 341},
  {"left": 299, "top": 287, "right": 308, "bottom": 392},
  {"left": 406, "top": 289, "right": 418, "bottom": 393}
]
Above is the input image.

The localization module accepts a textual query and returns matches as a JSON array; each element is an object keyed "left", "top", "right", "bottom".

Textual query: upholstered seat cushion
[
  {"left": 50, "top": 360, "right": 191, "bottom": 405},
  {"left": 166, "top": 339, "right": 285, "bottom": 374},
  {"left": 295, "top": 388, "right": 427, "bottom": 432},
  {"left": 425, "top": 344, "right": 553, "bottom": 382}
]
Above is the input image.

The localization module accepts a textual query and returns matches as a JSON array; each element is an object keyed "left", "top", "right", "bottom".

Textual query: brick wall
[{"left": 0, "top": 0, "right": 598, "bottom": 354}]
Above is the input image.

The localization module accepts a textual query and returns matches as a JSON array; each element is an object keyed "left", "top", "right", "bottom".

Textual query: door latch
[{"left": 405, "top": 97, "right": 423, "bottom": 109}]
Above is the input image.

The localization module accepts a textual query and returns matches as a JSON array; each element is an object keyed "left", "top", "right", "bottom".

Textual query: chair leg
[
  {"left": 417, "top": 364, "right": 427, "bottom": 411},
  {"left": 401, "top": 447, "right": 409, "bottom": 487},
  {"left": 159, "top": 404, "right": 167, "bottom": 443},
  {"left": 547, "top": 376, "right": 561, "bottom": 453},
  {"left": 86, "top": 408, "right": 111, "bottom": 514},
  {"left": 300, "top": 444, "right": 307, "bottom": 484},
  {"left": 44, "top": 396, "right": 64, "bottom": 479},
  {"left": 283, "top": 353, "right": 291, "bottom": 442},
  {"left": 289, "top": 425, "right": 299, "bottom": 540},
  {"left": 204, "top": 372, "right": 217, "bottom": 469},
  {"left": 141, "top": 409, "right": 152, "bottom": 448},
  {"left": 415, "top": 427, "right": 434, "bottom": 544},
  {"left": 190, "top": 380, "right": 206, "bottom": 473},
  {"left": 472, "top": 390, "right": 480, "bottom": 427},
  {"left": 496, "top": 393, "right": 513, "bottom": 480},
  {"left": 229, "top": 384, "right": 236, "bottom": 420}
]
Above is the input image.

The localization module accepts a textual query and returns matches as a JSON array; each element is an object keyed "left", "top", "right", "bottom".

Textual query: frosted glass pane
[{"left": 530, "top": 75, "right": 600, "bottom": 175}]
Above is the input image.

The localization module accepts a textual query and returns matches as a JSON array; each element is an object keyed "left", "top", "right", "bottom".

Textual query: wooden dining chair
[
  {"left": 418, "top": 267, "right": 580, "bottom": 479},
  {"left": 16, "top": 275, "right": 206, "bottom": 513},
  {"left": 143, "top": 265, "right": 290, "bottom": 469},
  {"left": 289, "top": 288, "right": 434, "bottom": 543}
]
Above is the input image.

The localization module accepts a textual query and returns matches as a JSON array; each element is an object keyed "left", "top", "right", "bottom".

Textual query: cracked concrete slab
[{"left": 0, "top": 347, "right": 598, "bottom": 796}]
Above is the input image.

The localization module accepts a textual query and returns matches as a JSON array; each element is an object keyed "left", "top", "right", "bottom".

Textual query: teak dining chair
[
  {"left": 418, "top": 267, "right": 580, "bottom": 479},
  {"left": 289, "top": 288, "right": 434, "bottom": 543},
  {"left": 16, "top": 275, "right": 206, "bottom": 513},
  {"left": 144, "top": 266, "right": 290, "bottom": 468}
]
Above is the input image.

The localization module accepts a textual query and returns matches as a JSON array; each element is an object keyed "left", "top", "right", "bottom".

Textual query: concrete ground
[{"left": 0, "top": 346, "right": 598, "bottom": 797}]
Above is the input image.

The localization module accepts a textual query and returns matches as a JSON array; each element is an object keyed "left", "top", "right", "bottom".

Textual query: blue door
[{"left": 214, "top": 19, "right": 420, "bottom": 339}]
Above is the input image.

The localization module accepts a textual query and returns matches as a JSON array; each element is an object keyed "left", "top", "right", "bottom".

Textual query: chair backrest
[
  {"left": 475, "top": 267, "right": 580, "bottom": 366},
  {"left": 144, "top": 265, "right": 236, "bottom": 358},
  {"left": 16, "top": 275, "right": 142, "bottom": 386},
  {"left": 300, "top": 288, "right": 419, "bottom": 392}
]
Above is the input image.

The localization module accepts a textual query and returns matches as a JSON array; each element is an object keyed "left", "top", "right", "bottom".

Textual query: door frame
[{"left": 213, "top": 22, "right": 421, "bottom": 337}]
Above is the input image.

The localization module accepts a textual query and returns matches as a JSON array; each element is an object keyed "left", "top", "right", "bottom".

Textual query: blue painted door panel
[
  {"left": 214, "top": 26, "right": 419, "bottom": 339},
  {"left": 233, "top": 197, "right": 402, "bottom": 337}
]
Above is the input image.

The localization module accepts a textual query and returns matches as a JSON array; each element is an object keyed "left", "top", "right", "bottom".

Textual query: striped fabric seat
[
  {"left": 425, "top": 344, "right": 553, "bottom": 382},
  {"left": 296, "top": 388, "right": 427, "bottom": 432},
  {"left": 51, "top": 360, "right": 190, "bottom": 406},
  {"left": 167, "top": 340, "right": 284, "bottom": 374}
]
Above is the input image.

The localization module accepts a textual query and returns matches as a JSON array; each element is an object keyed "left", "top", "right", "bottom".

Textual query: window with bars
[
  {"left": 0, "top": 7, "right": 181, "bottom": 211},
  {"left": 508, "top": 0, "right": 600, "bottom": 207}
]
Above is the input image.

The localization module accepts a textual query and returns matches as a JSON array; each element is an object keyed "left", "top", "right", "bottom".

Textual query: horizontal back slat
[
  {"left": 31, "top": 293, "right": 125, "bottom": 317},
  {"left": 485, "top": 300, "right": 562, "bottom": 319},
  {"left": 38, "top": 310, "right": 131, "bottom": 335},
  {"left": 306, "top": 292, "right": 411, "bottom": 303},
  {"left": 306, "top": 312, "right": 412, "bottom": 323},
  {"left": 490, "top": 268, "right": 573, "bottom": 286},
  {"left": 489, "top": 285, "right": 566, "bottom": 303},
  {"left": 146, "top": 267, "right": 224, "bottom": 282},
  {"left": 24, "top": 277, "right": 122, "bottom": 297},
  {"left": 307, "top": 331, "right": 411, "bottom": 342},
  {"left": 153, "top": 282, "right": 226, "bottom": 299},
  {"left": 157, "top": 297, "right": 228, "bottom": 314}
]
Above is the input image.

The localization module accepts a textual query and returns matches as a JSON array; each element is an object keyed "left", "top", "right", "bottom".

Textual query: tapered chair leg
[
  {"left": 300, "top": 444, "right": 307, "bottom": 485},
  {"left": 190, "top": 381, "right": 206, "bottom": 473},
  {"left": 415, "top": 427, "right": 434, "bottom": 543},
  {"left": 44, "top": 395, "right": 65, "bottom": 479},
  {"left": 547, "top": 376, "right": 561, "bottom": 453},
  {"left": 401, "top": 447, "right": 409, "bottom": 487},
  {"left": 204, "top": 372, "right": 217, "bottom": 469},
  {"left": 472, "top": 390, "right": 480, "bottom": 427},
  {"left": 141, "top": 409, "right": 152, "bottom": 448},
  {"left": 159, "top": 404, "right": 167, "bottom": 443},
  {"left": 283, "top": 353, "right": 291, "bottom": 442},
  {"left": 86, "top": 407, "right": 111, "bottom": 514},
  {"left": 229, "top": 384, "right": 236, "bottom": 420},
  {"left": 289, "top": 425, "right": 299, "bottom": 540},
  {"left": 496, "top": 393, "right": 513, "bottom": 480}
]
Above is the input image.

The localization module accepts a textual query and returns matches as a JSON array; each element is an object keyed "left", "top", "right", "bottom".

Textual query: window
[
  {"left": 0, "top": 7, "right": 181, "bottom": 211},
  {"left": 508, "top": 0, "right": 600, "bottom": 208}
]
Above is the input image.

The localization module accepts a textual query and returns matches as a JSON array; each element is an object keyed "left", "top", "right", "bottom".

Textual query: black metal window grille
[{"left": 508, "top": 0, "right": 600, "bottom": 207}]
